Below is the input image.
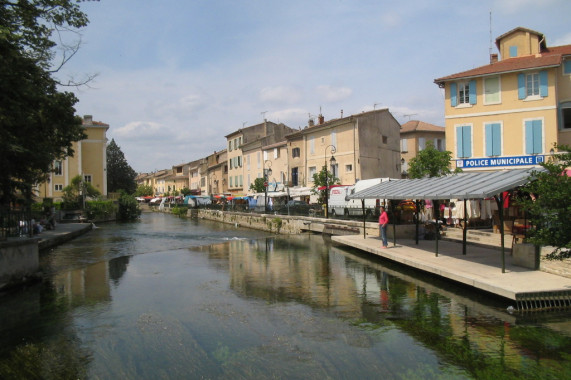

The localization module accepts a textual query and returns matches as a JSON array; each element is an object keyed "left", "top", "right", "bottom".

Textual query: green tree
[
  {"left": 107, "top": 139, "right": 137, "bottom": 194},
  {"left": 180, "top": 187, "right": 192, "bottom": 197},
  {"left": 311, "top": 166, "right": 340, "bottom": 204},
  {"left": 517, "top": 144, "right": 571, "bottom": 260},
  {"left": 62, "top": 175, "right": 100, "bottom": 209},
  {"left": 117, "top": 192, "right": 141, "bottom": 222},
  {"left": 0, "top": 1, "right": 92, "bottom": 208},
  {"left": 134, "top": 185, "right": 154, "bottom": 197},
  {"left": 408, "top": 140, "right": 461, "bottom": 179},
  {"left": 249, "top": 177, "right": 266, "bottom": 193}
]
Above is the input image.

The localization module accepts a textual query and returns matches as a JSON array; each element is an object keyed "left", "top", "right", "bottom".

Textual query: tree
[
  {"left": 311, "top": 166, "right": 340, "bottom": 204},
  {"left": 517, "top": 144, "right": 571, "bottom": 260},
  {"left": 106, "top": 139, "right": 137, "bottom": 194},
  {"left": 180, "top": 187, "right": 192, "bottom": 197},
  {"left": 117, "top": 191, "right": 141, "bottom": 222},
  {"left": 408, "top": 140, "right": 461, "bottom": 179},
  {"left": 250, "top": 178, "right": 266, "bottom": 193},
  {"left": 62, "top": 175, "right": 100, "bottom": 209},
  {"left": 134, "top": 185, "right": 154, "bottom": 197},
  {"left": 0, "top": 1, "right": 92, "bottom": 208}
]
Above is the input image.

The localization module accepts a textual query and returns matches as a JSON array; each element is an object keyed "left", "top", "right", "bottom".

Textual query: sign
[
  {"left": 264, "top": 181, "right": 268, "bottom": 187},
  {"left": 456, "top": 155, "right": 544, "bottom": 169}
]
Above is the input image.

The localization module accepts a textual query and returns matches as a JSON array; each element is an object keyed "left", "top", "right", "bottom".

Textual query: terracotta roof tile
[
  {"left": 435, "top": 44, "right": 571, "bottom": 84},
  {"left": 401, "top": 120, "right": 444, "bottom": 133}
]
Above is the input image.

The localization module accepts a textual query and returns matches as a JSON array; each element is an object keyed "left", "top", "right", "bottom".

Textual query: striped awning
[{"left": 348, "top": 168, "right": 545, "bottom": 200}]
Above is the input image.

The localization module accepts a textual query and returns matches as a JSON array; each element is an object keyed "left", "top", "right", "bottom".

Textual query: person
[{"left": 379, "top": 205, "right": 389, "bottom": 248}]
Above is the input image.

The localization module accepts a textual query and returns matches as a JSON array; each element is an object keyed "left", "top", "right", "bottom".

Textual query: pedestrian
[{"left": 379, "top": 205, "right": 389, "bottom": 248}]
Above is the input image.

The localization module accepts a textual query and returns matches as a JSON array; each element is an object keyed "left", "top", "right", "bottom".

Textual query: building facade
[
  {"left": 435, "top": 27, "right": 571, "bottom": 171},
  {"left": 400, "top": 120, "right": 446, "bottom": 177}
]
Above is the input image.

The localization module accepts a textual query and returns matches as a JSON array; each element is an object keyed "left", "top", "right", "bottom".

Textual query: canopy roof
[{"left": 348, "top": 168, "right": 545, "bottom": 200}]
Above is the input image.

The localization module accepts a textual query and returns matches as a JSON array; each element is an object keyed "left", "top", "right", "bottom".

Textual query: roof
[
  {"left": 400, "top": 120, "right": 444, "bottom": 134},
  {"left": 348, "top": 168, "right": 545, "bottom": 201},
  {"left": 434, "top": 44, "right": 571, "bottom": 85},
  {"left": 495, "top": 27, "right": 545, "bottom": 50}
]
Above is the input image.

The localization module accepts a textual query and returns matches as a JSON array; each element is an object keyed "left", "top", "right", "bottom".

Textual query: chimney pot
[{"left": 490, "top": 53, "right": 498, "bottom": 64}]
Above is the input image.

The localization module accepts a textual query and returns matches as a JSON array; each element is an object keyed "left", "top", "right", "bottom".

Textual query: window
[
  {"left": 263, "top": 151, "right": 268, "bottom": 161},
  {"left": 239, "top": 175, "right": 243, "bottom": 187},
  {"left": 229, "top": 159, "right": 233, "bottom": 169},
  {"left": 518, "top": 71, "right": 548, "bottom": 99},
  {"left": 228, "top": 141, "right": 232, "bottom": 152},
  {"left": 84, "top": 175, "right": 92, "bottom": 183},
  {"left": 54, "top": 184, "right": 63, "bottom": 191},
  {"left": 230, "top": 176, "right": 233, "bottom": 187},
  {"left": 234, "top": 176, "right": 238, "bottom": 187},
  {"left": 54, "top": 160, "right": 62, "bottom": 175},
  {"left": 274, "top": 148, "right": 279, "bottom": 159},
  {"left": 564, "top": 60, "right": 571, "bottom": 75},
  {"left": 331, "top": 131, "right": 337, "bottom": 148},
  {"left": 200, "top": 178, "right": 205, "bottom": 187},
  {"left": 247, "top": 155, "right": 250, "bottom": 170},
  {"left": 292, "top": 147, "right": 300, "bottom": 158},
  {"left": 257, "top": 152, "right": 261, "bottom": 168},
  {"left": 525, "top": 119, "right": 543, "bottom": 154},
  {"left": 450, "top": 80, "right": 476, "bottom": 106},
  {"left": 560, "top": 102, "right": 571, "bottom": 129},
  {"left": 485, "top": 123, "right": 502, "bottom": 157},
  {"left": 382, "top": 135, "right": 388, "bottom": 144},
  {"left": 400, "top": 139, "right": 408, "bottom": 152},
  {"left": 331, "top": 164, "right": 338, "bottom": 178},
  {"left": 484, "top": 76, "right": 501, "bottom": 104},
  {"left": 418, "top": 137, "right": 425, "bottom": 151},
  {"left": 509, "top": 46, "right": 518, "bottom": 58},
  {"left": 435, "top": 138, "right": 445, "bottom": 151},
  {"left": 308, "top": 166, "right": 316, "bottom": 180},
  {"left": 456, "top": 125, "right": 472, "bottom": 158},
  {"left": 345, "top": 164, "right": 353, "bottom": 173},
  {"left": 310, "top": 137, "right": 315, "bottom": 154},
  {"left": 291, "top": 167, "right": 299, "bottom": 186}
]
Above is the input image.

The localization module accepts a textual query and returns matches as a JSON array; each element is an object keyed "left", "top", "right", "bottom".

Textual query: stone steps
[{"left": 441, "top": 227, "right": 514, "bottom": 249}]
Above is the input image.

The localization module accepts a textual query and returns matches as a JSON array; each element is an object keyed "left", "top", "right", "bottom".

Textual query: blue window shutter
[
  {"left": 456, "top": 126, "right": 463, "bottom": 157},
  {"left": 518, "top": 74, "right": 526, "bottom": 99},
  {"left": 485, "top": 124, "right": 493, "bottom": 156},
  {"left": 539, "top": 70, "right": 548, "bottom": 97},
  {"left": 491, "top": 123, "right": 501, "bottom": 156},
  {"left": 525, "top": 121, "right": 534, "bottom": 154},
  {"left": 533, "top": 120, "right": 542, "bottom": 153},
  {"left": 463, "top": 127, "right": 472, "bottom": 157},
  {"left": 450, "top": 83, "right": 457, "bottom": 107},
  {"left": 509, "top": 46, "right": 518, "bottom": 57},
  {"left": 564, "top": 60, "right": 571, "bottom": 74},
  {"left": 469, "top": 80, "right": 477, "bottom": 105}
]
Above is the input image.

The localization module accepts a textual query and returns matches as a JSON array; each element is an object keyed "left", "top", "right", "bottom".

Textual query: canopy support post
[
  {"left": 494, "top": 193, "right": 506, "bottom": 273},
  {"left": 362, "top": 199, "right": 366, "bottom": 239},
  {"left": 415, "top": 200, "right": 420, "bottom": 245},
  {"left": 463, "top": 199, "right": 468, "bottom": 255},
  {"left": 391, "top": 200, "right": 396, "bottom": 247}
]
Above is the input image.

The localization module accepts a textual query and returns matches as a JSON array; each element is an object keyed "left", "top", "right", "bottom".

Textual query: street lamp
[
  {"left": 264, "top": 160, "right": 272, "bottom": 213},
  {"left": 324, "top": 145, "right": 336, "bottom": 218}
]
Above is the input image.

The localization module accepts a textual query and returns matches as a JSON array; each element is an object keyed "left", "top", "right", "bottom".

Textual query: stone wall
[{"left": 0, "top": 238, "right": 39, "bottom": 290}]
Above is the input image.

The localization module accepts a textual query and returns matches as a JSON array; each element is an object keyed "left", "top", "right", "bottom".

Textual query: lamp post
[
  {"left": 324, "top": 145, "right": 336, "bottom": 218},
  {"left": 210, "top": 173, "right": 217, "bottom": 196},
  {"left": 264, "top": 160, "right": 272, "bottom": 213}
]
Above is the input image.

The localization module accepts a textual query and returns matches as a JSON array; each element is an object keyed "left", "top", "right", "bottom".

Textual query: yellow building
[
  {"left": 38, "top": 115, "right": 108, "bottom": 200},
  {"left": 435, "top": 27, "right": 571, "bottom": 171},
  {"left": 400, "top": 120, "right": 446, "bottom": 177}
]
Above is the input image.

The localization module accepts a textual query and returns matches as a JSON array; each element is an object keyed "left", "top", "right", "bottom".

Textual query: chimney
[
  {"left": 490, "top": 53, "right": 498, "bottom": 64},
  {"left": 308, "top": 118, "right": 314, "bottom": 127},
  {"left": 340, "top": 109, "right": 343, "bottom": 118},
  {"left": 83, "top": 115, "right": 93, "bottom": 124},
  {"left": 318, "top": 114, "right": 325, "bottom": 125}
]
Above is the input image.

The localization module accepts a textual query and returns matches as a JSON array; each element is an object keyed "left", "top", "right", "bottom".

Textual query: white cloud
[
  {"left": 551, "top": 32, "right": 571, "bottom": 46},
  {"left": 315, "top": 85, "right": 353, "bottom": 103},
  {"left": 259, "top": 86, "right": 302, "bottom": 104},
  {"left": 113, "top": 121, "right": 166, "bottom": 141}
]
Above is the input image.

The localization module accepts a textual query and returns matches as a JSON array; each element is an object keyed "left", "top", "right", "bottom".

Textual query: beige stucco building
[
  {"left": 435, "top": 27, "right": 571, "bottom": 171},
  {"left": 285, "top": 109, "right": 402, "bottom": 188},
  {"left": 400, "top": 120, "right": 446, "bottom": 177},
  {"left": 38, "top": 115, "right": 108, "bottom": 201}
]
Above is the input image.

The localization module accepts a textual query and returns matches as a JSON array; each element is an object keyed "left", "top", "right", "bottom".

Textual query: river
[{"left": 1, "top": 212, "right": 570, "bottom": 379}]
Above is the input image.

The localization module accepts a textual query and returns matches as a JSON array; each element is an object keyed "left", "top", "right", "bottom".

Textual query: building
[
  {"left": 205, "top": 149, "right": 228, "bottom": 195},
  {"left": 400, "top": 120, "right": 446, "bottom": 177},
  {"left": 38, "top": 115, "right": 109, "bottom": 201},
  {"left": 225, "top": 121, "right": 296, "bottom": 195},
  {"left": 434, "top": 27, "right": 571, "bottom": 171},
  {"left": 285, "top": 109, "right": 402, "bottom": 188}
]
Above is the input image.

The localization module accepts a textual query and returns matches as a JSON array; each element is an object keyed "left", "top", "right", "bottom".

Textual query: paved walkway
[
  {"left": 36, "top": 222, "right": 92, "bottom": 250},
  {"left": 332, "top": 234, "right": 571, "bottom": 302}
]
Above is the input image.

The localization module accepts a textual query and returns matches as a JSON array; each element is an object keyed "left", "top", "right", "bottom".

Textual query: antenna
[
  {"left": 261, "top": 111, "right": 268, "bottom": 120},
  {"left": 242, "top": 121, "right": 247, "bottom": 128},
  {"left": 489, "top": 10, "right": 493, "bottom": 57},
  {"left": 403, "top": 113, "right": 418, "bottom": 120},
  {"left": 374, "top": 103, "right": 381, "bottom": 110}
]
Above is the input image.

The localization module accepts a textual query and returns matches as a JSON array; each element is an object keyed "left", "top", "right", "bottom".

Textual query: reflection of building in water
[
  {"left": 203, "top": 237, "right": 363, "bottom": 317},
  {"left": 53, "top": 261, "right": 110, "bottom": 306}
]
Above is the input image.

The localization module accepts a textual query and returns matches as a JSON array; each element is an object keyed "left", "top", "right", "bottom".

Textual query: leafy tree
[
  {"left": 311, "top": 166, "right": 340, "bottom": 204},
  {"left": 517, "top": 144, "right": 571, "bottom": 260},
  {"left": 117, "top": 192, "right": 141, "bottom": 222},
  {"left": 61, "top": 175, "right": 100, "bottom": 209},
  {"left": 249, "top": 177, "right": 266, "bottom": 193},
  {"left": 107, "top": 139, "right": 137, "bottom": 194},
  {"left": 0, "top": 0, "right": 92, "bottom": 209},
  {"left": 408, "top": 140, "right": 461, "bottom": 179},
  {"left": 180, "top": 187, "right": 192, "bottom": 196},
  {"left": 134, "top": 185, "right": 154, "bottom": 197}
]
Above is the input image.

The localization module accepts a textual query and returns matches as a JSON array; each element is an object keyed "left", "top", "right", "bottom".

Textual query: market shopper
[{"left": 379, "top": 206, "right": 389, "bottom": 248}]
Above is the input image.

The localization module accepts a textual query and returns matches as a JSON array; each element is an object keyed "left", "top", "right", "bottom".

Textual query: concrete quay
[
  {"left": 37, "top": 222, "right": 92, "bottom": 251},
  {"left": 332, "top": 234, "right": 571, "bottom": 309}
]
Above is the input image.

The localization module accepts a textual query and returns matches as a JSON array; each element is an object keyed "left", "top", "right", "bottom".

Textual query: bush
[
  {"left": 117, "top": 193, "right": 141, "bottom": 222},
  {"left": 85, "top": 200, "right": 116, "bottom": 221}
]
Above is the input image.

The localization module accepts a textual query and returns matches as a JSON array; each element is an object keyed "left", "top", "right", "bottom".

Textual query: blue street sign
[{"left": 456, "top": 155, "right": 544, "bottom": 169}]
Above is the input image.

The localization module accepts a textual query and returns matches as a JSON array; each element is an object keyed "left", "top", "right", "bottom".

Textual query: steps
[{"left": 441, "top": 227, "right": 514, "bottom": 249}]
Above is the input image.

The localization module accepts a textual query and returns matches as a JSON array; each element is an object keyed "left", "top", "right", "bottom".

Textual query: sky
[{"left": 58, "top": 0, "right": 571, "bottom": 173}]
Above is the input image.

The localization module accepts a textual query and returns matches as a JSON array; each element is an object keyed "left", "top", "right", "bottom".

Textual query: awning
[{"left": 348, "top": 168, "right": 545, "bottom": 201}]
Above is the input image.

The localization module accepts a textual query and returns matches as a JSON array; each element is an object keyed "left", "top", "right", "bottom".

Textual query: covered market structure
[{"left": 347, "top": 168, "right": 545, "bottom": 273}]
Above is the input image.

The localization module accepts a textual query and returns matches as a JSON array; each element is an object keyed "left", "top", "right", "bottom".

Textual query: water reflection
[{"left": 1, "top": 213, "right": 570, "bottom": 379}]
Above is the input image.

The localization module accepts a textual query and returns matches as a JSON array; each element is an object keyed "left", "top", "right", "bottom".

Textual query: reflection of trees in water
[
  {"left": 0, "top": 282, "right": 91, "bottom": 379},
  {"left": 108, "top": 255, "right": 130, "bottom": 286}
]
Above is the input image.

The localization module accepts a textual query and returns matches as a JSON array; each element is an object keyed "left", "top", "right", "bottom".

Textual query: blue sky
[{"left": 60, "top": 0, "right": 571, "bottom": 173}]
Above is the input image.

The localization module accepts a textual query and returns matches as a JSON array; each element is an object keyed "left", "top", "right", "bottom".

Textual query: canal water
[{"left": 1, "top": 213, "right": 571, "bottom": 379}]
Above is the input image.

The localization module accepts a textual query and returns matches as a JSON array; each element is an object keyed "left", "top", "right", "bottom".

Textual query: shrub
[{"left": 117, "top": 192, "right": 141, "bottom": 222}]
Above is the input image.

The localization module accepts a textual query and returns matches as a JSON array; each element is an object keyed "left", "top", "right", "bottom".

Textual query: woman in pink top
[{"left": 379, "top": 206, "right": 389, "bottom": 248}]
